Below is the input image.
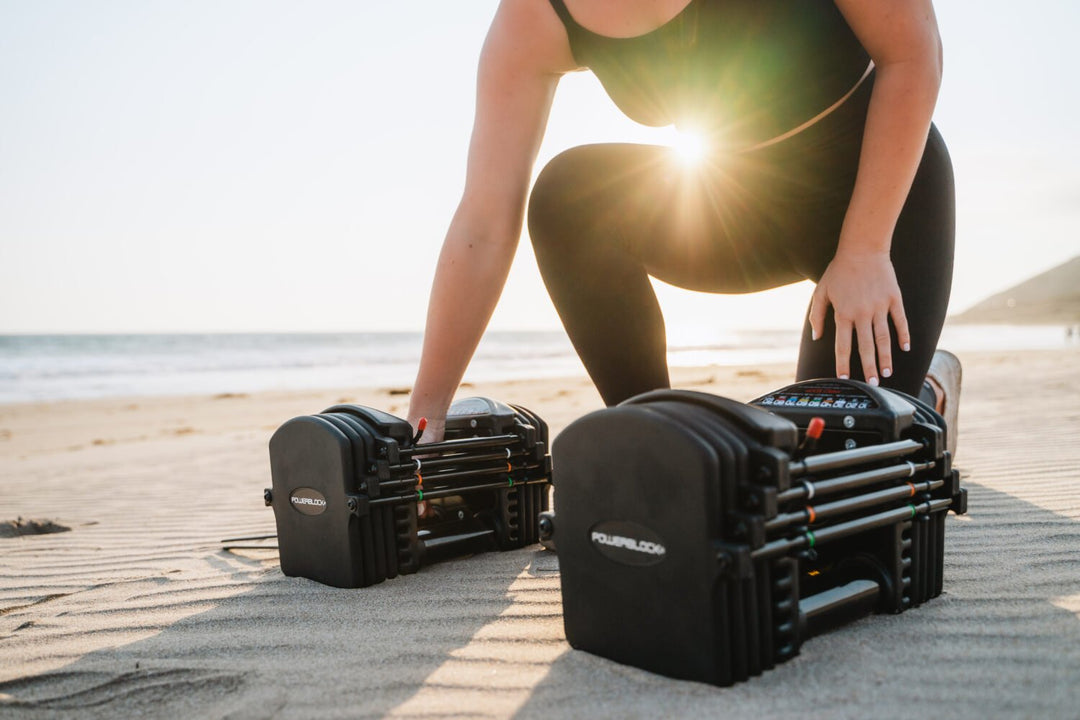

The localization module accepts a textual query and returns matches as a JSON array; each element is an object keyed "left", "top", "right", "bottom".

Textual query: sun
[{"left": 669, "top": 129, "right": 708, "bottom": 166}]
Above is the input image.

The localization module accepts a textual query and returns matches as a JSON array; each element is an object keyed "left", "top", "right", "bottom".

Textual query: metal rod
[
  {"left": 810, "top": 499, "right": 948, "bottom": 546},
  {"left": 369, "top": 477, "right": 549, "bottom": 507},
  {"left": 378, "top": 463, "right": 511, "bottom": 491},
  {"left": 789, "top": 439, "right": 924, "bottom": 478},
  {"left": 766, "top": 479, "right": 945, "bottom": 534},
  {"left": 223, "top": 544, "right": 279, "bottom": 551},
  {"left": 752, "top": 498, "right": 952, "bottom": 561},
  {"left": 389, "top": 450, "right": 527, "bottom": 473},
  {"left": 776, "top": 460, "right": 936, "bottom": 505},
  {"left": 376, "top": 461, "right": 543, "bottom": 492},
  {"left": 811, "top": 480, "right": 944, "bottom": 524},
  {"left": 398, "top": 434, "right": 521, "bottom": 456},
  {"left": 925, "top": 497, "right": 953, "bottom": 513}
]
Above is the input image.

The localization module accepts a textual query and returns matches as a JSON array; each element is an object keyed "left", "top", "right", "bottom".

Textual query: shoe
[
  {"left": 926, "top": 349, "right": 962, "bottom": 459},
  {"left": 538, "top": 511, "right": 557, "bottom": 553}
]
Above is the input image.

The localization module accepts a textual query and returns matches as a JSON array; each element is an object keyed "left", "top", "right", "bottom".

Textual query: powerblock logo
[
  {"left": 290, "top": 487, "right": 328, "bottom": 516},
  {"left": 591, "top": 532, "right": 666, "bottom": 556},
  {"left": 589, "top": 521, "right": 668, "bottom": 567}
]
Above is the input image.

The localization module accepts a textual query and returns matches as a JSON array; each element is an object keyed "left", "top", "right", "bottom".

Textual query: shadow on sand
[{"left": 0, "top": 546, "right": 537, "bottom": 719}]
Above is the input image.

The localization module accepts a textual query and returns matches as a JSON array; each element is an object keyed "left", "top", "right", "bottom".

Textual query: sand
[{"left": 1, "top": 349, "right": 1079, "bottom": 719}]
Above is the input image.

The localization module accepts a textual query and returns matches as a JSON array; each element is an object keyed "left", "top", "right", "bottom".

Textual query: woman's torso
[{"left": 549, "top": 0, "right": 870, "bottom": 146}]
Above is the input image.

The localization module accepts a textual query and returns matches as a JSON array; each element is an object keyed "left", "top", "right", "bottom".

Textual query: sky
[{"left": 1, "top": 0, "right": 1078, "bottom": 335}]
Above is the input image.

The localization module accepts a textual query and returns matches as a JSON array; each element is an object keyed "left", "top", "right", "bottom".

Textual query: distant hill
[{"left": 952, "top": 256, "right": 1080, "bottom": 325}]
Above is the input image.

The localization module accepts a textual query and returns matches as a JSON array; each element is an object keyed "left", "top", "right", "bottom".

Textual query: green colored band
[
  {"left": 417, "top": 489, "right": 423, "bottom": 501},
  {"left": 806, "top": 531, "right": 816, "bottom": 549}
]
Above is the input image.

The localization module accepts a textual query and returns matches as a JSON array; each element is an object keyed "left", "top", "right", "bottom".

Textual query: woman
[{"left": 406, "top": 0, "right": 957, "bottom": 450}]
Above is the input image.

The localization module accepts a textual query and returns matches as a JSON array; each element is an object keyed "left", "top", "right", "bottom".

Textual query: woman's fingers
[
  {"left": 857, "top": 320, "right": 880, "bottom": 384},
  {"left": 809, "top": 287, "right": 828, "bottom": 341},
  {"left": 836, "top": 314, "right": 909, "bottom": 385},
  {"left": 834, "top": 316, "right": 853, "bottom": 379},
  {"left": 874, "top": 311, "right": 893, "bottom": 379},
  {"left": 891, "top": 295, "right": 911, "bottom": 353}
]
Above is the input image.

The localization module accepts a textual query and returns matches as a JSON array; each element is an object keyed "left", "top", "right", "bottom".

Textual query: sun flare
[{"left": 669, "top": 129, "right": 708, "bottom": 166}]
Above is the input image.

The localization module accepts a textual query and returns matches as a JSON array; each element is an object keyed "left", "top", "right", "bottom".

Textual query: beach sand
[{"left": 1, "top": 349, "right": 1078, "bottom": 719}]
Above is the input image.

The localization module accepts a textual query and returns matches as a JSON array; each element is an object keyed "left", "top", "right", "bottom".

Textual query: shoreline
[{"left": 2, "top": 323, "right": 1077, "bottom": 406}]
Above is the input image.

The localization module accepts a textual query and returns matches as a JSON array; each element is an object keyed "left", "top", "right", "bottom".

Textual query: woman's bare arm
[
  {"left": 810, "top": 0, "right": 943, "bottom": 384},
  {"left": 407, "top": 0, "right": 578, "bottom": 440}
]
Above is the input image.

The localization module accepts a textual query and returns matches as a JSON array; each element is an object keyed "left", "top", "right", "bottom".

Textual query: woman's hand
[{"left": 809, "top": 249, "right": 910, "bottom": 385}]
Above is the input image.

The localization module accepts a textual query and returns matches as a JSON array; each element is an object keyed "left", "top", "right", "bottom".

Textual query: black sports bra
[{"left": 547, "top": 0, "right": 870, "bottom": 144}]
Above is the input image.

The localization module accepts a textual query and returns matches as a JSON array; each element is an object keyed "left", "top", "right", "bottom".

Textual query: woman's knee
[
  {"left": 527, "top": 143, "right": 665, "bottom": 252},
  {"left": 528, "top": 144, "right": 616, "bottom": 251}
]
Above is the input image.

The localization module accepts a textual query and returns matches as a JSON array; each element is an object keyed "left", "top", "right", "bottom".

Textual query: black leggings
[{"left": 527, "top": 76, "right": 954, "bottom": 406}]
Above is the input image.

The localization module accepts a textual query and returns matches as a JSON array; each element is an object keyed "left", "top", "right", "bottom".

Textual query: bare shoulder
[{"left": 483, "top": 0, "right": 582, "bottom": 76}]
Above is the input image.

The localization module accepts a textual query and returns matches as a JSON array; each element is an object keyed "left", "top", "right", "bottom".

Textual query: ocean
[{"left": 0, "top": 325, "right": 1074, "bottom": 404}]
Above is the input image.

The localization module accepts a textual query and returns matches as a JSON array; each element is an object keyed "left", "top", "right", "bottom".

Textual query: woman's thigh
[{"left": 528, "top": 141, "right": 851, "bottom": 293}]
